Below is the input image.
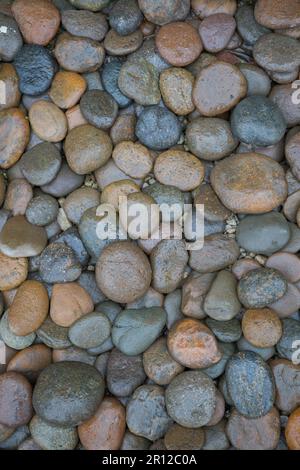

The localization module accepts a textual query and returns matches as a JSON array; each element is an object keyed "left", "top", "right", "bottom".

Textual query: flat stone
[
  {"left": 238, "top": 268, "right": 287, "bottom": 308},
  {"left": 29, "top": 415, "right": 78, "bottom": 450},
  {"left": 189, "top": 233, "right": 239, "bottom": 273},
  {"left": 0, "top": 215, "right": 47, "bottom": 258},
  {"left": 107, "top": 348, "right": 146, "bottom": 397},
  {"left": 204, "top": 270, "right": 241, "bottom": 321},
  {"left": 253, "top": 33, "right": 300, "bottom": 73}
]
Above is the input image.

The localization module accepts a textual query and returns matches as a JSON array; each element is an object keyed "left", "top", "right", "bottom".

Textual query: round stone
[
  {"left": 109, "top": 0, "right": 143, "bottom": 36},
  {"left": 189, "top": 233, "right": 239, "bottom": 273},
  {"left": 65, "top": 124, "right": 112, "bottom": 174},
  {"left": 61, "top": 9, "right": 108, "bottom": 41},
  {"left": 0, "top": 253, "right": 27, "bottom": 291},
  {"left": 80, "top": 90, "right": 118, "bottom": 130},
  {"left": 226, "top": 407, "right": 280, "bottom": 450},
  {"left": 118, "top": 58, "right": 161, "bottom": 106},
  {"left": 0, "top": 64, "right": 21, "bottom": 111},
  {"left": 199, "top": 13, "right": 236, "bottom": 53},
  {"left": 236, "top": 212, "right": 291, "bottom": 256},
  {"left": 154, "top": 149, "right": 204, "bottom": 191},
  {"left": 226, "top": 351, "right": 275, "bottom": 418},
  {"left": 112, "top": 307, "right": 166, "bottom": 356},
  {"left": 107, "top": 348, "right": 146, "bottom": 397},
  {"left": 29, "top": 101, "right": 67, "bottom": 143},
  {"left": 20, "top": 143, "right": 62, "bottom": 186},
  {"left": 139, "top": 0, "right": 190, "bottom": 25},
  {"left": 204, "top": 270, "right": 241, "bottom": 321},
  {"left": 26, "top": 194, "right": 59, "bottom": 226},
  {"left": 156, "top": 22, "right": 202, "bottom": 67},
  {"left": 68, "top": 312, "right": 111, "bottom": 349},
  {"left": 96, "top": 241, "right": 152, "bottom": 304},
  {"left": 159, "top": 67, "right": 194, "bottom": 115},
  {"left": 164, "top": 424, "right": 205, "bottom": 450},
  {"left": 0, "top": 215, "right": 47, "bottom": 257},
  {"left": 126, "top": 385, "right": 172, "bottom": 441},
  {"left": 112, "top": 141, "right": 153, "bottom": 179},
  {"left": 104, "top": 29, "right": 143, "bottom": 56},
  {"left": 242, "top": 308, "right": 282, "bottom": 348},
  {"left": 166, "top": 370, "right": 217, "bottom": 428},
  {"left": 32, "top": 362, "right": 105, "bottom": 427},
  {"left": 193, "top": 62, "right": 247, "bottom": 116},
  {"left": 8, "top": 280, "right": 49, "bottom": 336},
  {"left": 49, "top": 71, "right": 87, "bottom": 109},
  {"left": 101, "top": 58, "right": 132, "bottom": 108},
  {"left": 231, "top": 96, "right": 286, "bottom": 146},
  {"left": 238, "top": 268, "right": 287, "bottom": 309},
  {"left": 253, "top": 33, "right": 300, "bottom": 73},
  {"left": 186, "top": 117, "right": 238, "bottom": 161},
  {"left": 29, "top": 415, "right": 78, "bottom": 451},
  {"left": 143, "top": 337, "right": 184, "bottom": 386},
  {"left": 0, "top": 108, "right": 30, "bottom": 169},
  {"left": 254, "top": 0, "right": 300, "bottom": 30},
  {"left": 135, "top": 106, "right": 182, "bottom": 151},
  {"left": 13, "top": 45, "right": 56, "bottom": 96},
  {"left": 266, "top": 252, "right": 300, "bottom": 283},
  {"left": 78, "top": 397, "right": 125, "bottom": 450},
  {"left": 50, "top": 283, "right": 93, "bottom": 327},
  {"left": 41, "top": 162, "right": 84, "bottom": 198},
  {"left": 63, "top": 187, "right": 100, "bottom": 225},
  {"left": 12, "top": 0, "right": 60, "bottom": 46},
  {"left": 210, "top": 153, "right": 288, "bottom": 214},
  {"left": 167, "top": 318, "right": 221, "bottom": 369},
  {"left": 151, "top": 240, "right": 188, "bottom": 294},
  {"left": 0, "top": 13, "right": 22, "bottom": 61},
  {"left": 54, "top": 33, "right": 105, "bottom": 73},
  {"left": 39, "top": 243, "right": 82, "bottom": 284},
  {"left": 0, "top": 372, "right": 32, "bottom": 428},
  {"left": 285, "top": 408, "right": 300, "bottom": 450}
]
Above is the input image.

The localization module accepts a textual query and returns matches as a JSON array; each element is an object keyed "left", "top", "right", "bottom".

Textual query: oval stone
[
  {"left": 226, "top": 351, "right": 275, "bottom": 418},
  {"left": 238, "top": 268, "right": 287, "bottom": 308}
]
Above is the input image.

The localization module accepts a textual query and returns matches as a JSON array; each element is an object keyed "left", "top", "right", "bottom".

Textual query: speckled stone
[
  {"left": 226, "top": 351, "right": 275, "bottom": 418},
  {"left": 238, "top": 268, "right": 287, "bottom": 308},
  {"left": 32, "top": 362, "right": 105, "bottom": 426}
]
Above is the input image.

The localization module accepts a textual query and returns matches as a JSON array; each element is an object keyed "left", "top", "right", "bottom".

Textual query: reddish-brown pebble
[
  {"left": 232, "top": 259, "right": 261, "bottom": 280},
  {"left": 242, "top": 308, "right": 282, "bottom": 348},
  {"left": 254, "top": 0, "right": 300, "bottom": 30},
  {"left": 226, "top": 407, "right": 280, "bottom": 450},
  {"left": 49, "top": 72, "right": 87, "bottom": 110},
  {"left": 110, "top": 114, "right": 136, "bottom": 145},
  {"left": 0, "top": 108, "right": 30, "bottom": 169},
  {"left": 29, "top": 101, "right": 67, "bottom": 143},
  {"left": 100, "top": 180, "right": 140, "bottom": 210},
  {"left": 0, "top": 372, "right": 33, "bottom": 427},
  {"left": 104, "top": 29, "right": 143, "bottom": 56},
  {"left": 167, "top": 318, "right": 222, "bottom": 369},
  {"left": 0, "top": 64, "right": 20, "bottom": 111},
  {"left": 7, "top": 344, "right": 52, "bottom": 380},
  {"left": 154, "top": 149, "right": 204, "bottom": 191},
  {"left": 156, "top": 22, "right": 203, "bottom": 67},
  {"left": 12, "top": 0, "right": 60, "bottom": 46},
  {"left": 4, "top": 178, "right": 33, "bottom": 216},
  {"left": 164, "top": 424, "right": 205, "bottom": 450},
  {"left": 211, "top": 153, "right": 288, "bottom": 214},
  {"left": 285, "top": 408, "right": 300, "bottom": 450},
  {"left": 96, "top": 241, "right": 152, "bottom": 304},
  {"left": 159, "top": 67, "right": 195, "bottom": 116},
  {"left": 8, "top": 280, "right": 49, "bottom": 336},
  {"left": 0, "top": 253, "right": 28, "bottom": 291},
  {"left": 193, "top": 62, "right": 247, "bottom": 116},
  {"left": 50, "top": 283, "right": 94, "bottom": 327},
  {"left": 112, "top": 141, "right": 153, "bottom": 179},
  {"left": 78, "top": 397, "right": 126, "bottom": 450},
  {"left": 65, "top": 124, "right": 112, "bottom": 175},
  {"left": 266, "top": 252, "right": 300, "bottom": 283}
]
